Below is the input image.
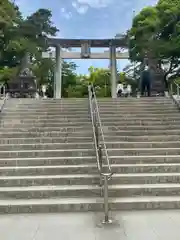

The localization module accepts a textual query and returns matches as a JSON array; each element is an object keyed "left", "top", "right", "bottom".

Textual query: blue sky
[{"left": 15, "top": 0, "right": 158, "bottom": 74}]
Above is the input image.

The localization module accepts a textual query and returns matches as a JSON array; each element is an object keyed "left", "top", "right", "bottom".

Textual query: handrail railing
[
  {"left": 170, "top": 80, "right": 180, "bottom": 99},
  {"left": 88, "top": 84, "right": 113, "bottom": 224}
]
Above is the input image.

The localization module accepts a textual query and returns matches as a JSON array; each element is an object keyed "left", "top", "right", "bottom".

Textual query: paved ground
[{"left": 1, "top": 210, "right": 180, "bottom": 240}]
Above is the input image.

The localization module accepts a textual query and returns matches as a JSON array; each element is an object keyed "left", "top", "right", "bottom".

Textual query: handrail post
[
  {"left": 177, "top": 85, "right": 180, "bottom": 99},
  {"left": 98, "top": 145, "right": 103, "bottom": 187},
  {"left": 3, "top": 85, "right": 5, "bottom": 98},
  {"left": 98, "top": 145, "right": 102, "bottom": 170},
  {"left": 88, "top": 83, "right": 114, "bottom": 226},
  {"left": 170, "top": 83, "right": 173, "bottom": 95},
  {"left": 95, "top": 123, "right": 99, "bottom": 147},
  {"left": 102, "top": 175, "right": 112, "bottom": 224}
]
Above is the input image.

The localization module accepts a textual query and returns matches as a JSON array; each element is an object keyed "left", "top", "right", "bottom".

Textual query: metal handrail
[
  {"left": 170, "top": 80, "right": 180, "bottom": 98},
  {"left": 93, "top": 88, "right": 112, "bottom": 174},
  {"left": 88, "top": 85, "right": 102, "bottom": 173},
  {"left": 88, "top": 84, "right": 113, "bottom": 224},
  {"left": 88, "top": 84, "right": 113, "bottom": 175}
]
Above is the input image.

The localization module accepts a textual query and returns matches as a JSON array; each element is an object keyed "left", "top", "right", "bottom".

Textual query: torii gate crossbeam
[{"left": 45, "top": 38, "right": 129, "bottom": 99}]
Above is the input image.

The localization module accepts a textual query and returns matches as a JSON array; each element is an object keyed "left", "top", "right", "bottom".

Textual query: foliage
[
  {"left": 0, "top": 67, "right": 18, "bottom": 82},
  {"left": 87, "top": 66, "right": 111, "bottom": 97},
  {"left": 0, "top": 2, "right": 58, "bottom": 70},
  {"left": 128, "top": 0, "right": 180, "bottom": 77},
  {"left": 0, "top": 1, "right": 138, "bottom": 98}
]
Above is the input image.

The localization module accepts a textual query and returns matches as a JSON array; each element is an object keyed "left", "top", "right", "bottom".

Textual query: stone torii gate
[{"left": 43, "top": 38, "right": 129, "bottom": 99}]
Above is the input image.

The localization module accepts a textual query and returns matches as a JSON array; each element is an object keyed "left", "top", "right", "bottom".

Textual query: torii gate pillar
[
  {"left": 54, "top": 45, "right": 62, "bottom": 99},
  {"left": 110, "top": 45, "right": 117, "bottom": 98}
]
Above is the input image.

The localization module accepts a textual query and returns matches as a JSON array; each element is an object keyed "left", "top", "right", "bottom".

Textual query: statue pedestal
[
  {"left": 151, "top": 71, "right": 165, "bottom": 96},
  {"left": 7, "top": 75, "right": 37, "bottom": 98},
  {"left": 146, "top": 58, "right": 165, "bottom": 96}
]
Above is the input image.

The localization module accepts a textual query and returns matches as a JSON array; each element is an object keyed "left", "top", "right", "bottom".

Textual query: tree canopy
[
  {"left": 0, "top": 0, "right": 154, "bottom": 98},
  {"left": 128, "top": 0, "right": 180, "bottom": 77}
]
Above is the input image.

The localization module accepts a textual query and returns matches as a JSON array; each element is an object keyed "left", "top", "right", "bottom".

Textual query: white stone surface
[{"left": 0, "top": 210, "right": 180, "bottom": 240}]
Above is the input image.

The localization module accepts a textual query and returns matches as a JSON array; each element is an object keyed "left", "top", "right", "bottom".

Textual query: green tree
[
  {"left": 129, "top": 0, "right": 180, "bottom": 77},
  {"left": 0, "top": 1, "right": 59, "bottom": 84},
  {"left": 33, "top": 58, "right": 79, "bottom": 98},
  {"left": 87, "top": 66, "right": 111, "bottom": 97},
  {"left": 129, "top": 6, "right": 160, "bottom": 62}
]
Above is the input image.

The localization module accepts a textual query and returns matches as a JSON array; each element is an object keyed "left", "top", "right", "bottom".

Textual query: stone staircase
[
  {"left": 0, "top": 98, "right": 104, "bottom": 213},
  {"left": 97, "top": 97, "right": 180, "bottom": 210},
  {"left": 1, "top": 97, "right": 180, "bottom": 213}
]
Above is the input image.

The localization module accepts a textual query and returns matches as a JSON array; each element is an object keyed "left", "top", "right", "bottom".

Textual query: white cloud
[
  {"left": 64, "top": 12, "right": 72, "bottom": 19},
  {"left": 60, "top": 7, "right": 72, "bottom": 19},
  {"left": 77, "top": 0, "right": 112, "bottom": 8},
  {"left": 77, "top": 6, "right": 88, "bottom": 14},
  {"left": 72, "top": 1, "right": 88, "bottom": 14},
  {"left": 72, "top": 2, "right": 78, "bottom": 8},
  {"left": 72, "top": 0, "right": 112, "bottom": 14},
  {"left": 61, "top": 8, "right": 65, "bottom": 13}
]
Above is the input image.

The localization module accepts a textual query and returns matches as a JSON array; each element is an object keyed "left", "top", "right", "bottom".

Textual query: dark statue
[
  {"left": 143, "top": 57, "right": 165, "bottom": 96},
  {"left": 7, "top": 53, "right": 37, "bottom": 98}
]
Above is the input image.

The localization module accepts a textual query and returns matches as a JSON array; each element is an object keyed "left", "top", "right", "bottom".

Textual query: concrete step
[
  {"left": 104, "top": 125, "right": 180, "bottom": 131},
  {"left": 0, "top": 136, "right": 93, "bottom": 144},
  {"left": 0, "top": 155, "right": 179, "bottom": 167},
  {"left": 0, "top": 142, "right": 94, "bottom": 151},
  {"left": 3, "top": 107, "right": 89, "bottom": 111},
  {"left": 0, "top": 149, "right": 95, "bottom": 158},
  {"left": 2, "top": 133, "right": 178, "bottom": 142},
  {"left": 6, "top": 99, "right": 88, "bottom": 104},
  {"left": 2, "top": 122, "right": 92, "bottom": 128},
  {"left": 0, "top": 162, "right": 178, "bottom": 176},
  {"left": 1, "top": 115, "right": 90, "bottom": 120},
  {"left": 1, "top": 118, "right": 90, "bottom": 123},
  {"left": 3, "top": 110, "right": 89, "bottom": 115},
  {"left": 0, "top": 164, "right": 98, "bottom": 176},
  {"left": 0, "top": 126, "right": 92, "bottom": 132},
  {"left": 100, "top": 102, "right": 176, "bottom": 108},
  {"left": 110, "top": 163, "right": 180, "bottom": 173},
  {"left": 101, "top": 120, "right": 180, "bottom": 126},
  {"left": 0, "top": 131, "right": 93, "bottom": 138},
  {"left": 109, "top": 173, "right": 180, "bottom": 185},
  {"left": 1, "top": 172, "right": 180, "bottom": 187},
  {"left": 104, "top": 135, "right": 180, "bottom": 142},
  {"left": 106, "top": 184, "right": 180, "bottom": 197},
  {"left": 0, "top": 196, "right": 180, "bottom": 213},
  {"left": 97, "top": 97, "right": 170, "bottom": 102},
  {"left": 2, "top": 114, "right": 90, "bottom": 119},
  {"left": 100, "top": 113, "right": 180, "bottom": 118},
  {"left": 2, "top": 141, "right": 180, "bottom": 151},
  {"left": 107, "top": 147, "right": 180, "bottom": 155},
  {"left": 105, "top": 141, "right": 180, "bottom": 149},
  {"left": 101, "top": 116, "right": 180, "bottom": 121},
  {"left": 104, "top": 129, "right": 180, "bottom": 136},
  {"left": 0, "top": 156, "right": 96, "bottom": 167},
  {"left": 99, "top": 105, "right": 176, "bottom": 110},
  {"left": 98, "top": 100, "right": 174, "bottom": 104},
  {"left": 0, "top": 183, "right": 180, "bottom": 199},
  {"left": 99, "top": 109, "right": 178, "bottom": 114},
  {"left": 109, "top": 155, "right": 180, "bottom": 164},
  {"left": 0, "top": 174, "right": 100, "bottom": 187},
  {"left": 2, "top": 126, "right": 179, "bottom": 133},
  {"left": 0, "top": 185, "right": 101, "bottom": 199},
  {"left": 3, "top": 104, "right": 88, "bottom": 109}
]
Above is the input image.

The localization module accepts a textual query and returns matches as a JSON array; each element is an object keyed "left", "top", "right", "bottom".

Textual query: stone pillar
[
  {"left": 110, "top": 45, "right": 117, "bottom": 98},
  {"left": 54, "top": 45, "right": 62, "bottom": 99}
]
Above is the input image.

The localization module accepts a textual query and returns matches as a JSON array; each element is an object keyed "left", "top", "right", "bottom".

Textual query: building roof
[{"left": 48, "top": 38, "right": 128, "bottom": 48}]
